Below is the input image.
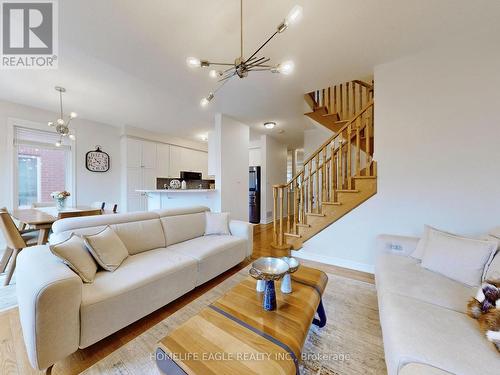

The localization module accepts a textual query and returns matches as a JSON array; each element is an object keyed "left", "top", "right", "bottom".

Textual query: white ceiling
[{"left": 1, "top": 0, "right": 499, "bottom": 148}]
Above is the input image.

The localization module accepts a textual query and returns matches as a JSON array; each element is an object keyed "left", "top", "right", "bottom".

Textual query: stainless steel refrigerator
[{"left": 249, "top": 166, "right": 261, "bottom": 223}]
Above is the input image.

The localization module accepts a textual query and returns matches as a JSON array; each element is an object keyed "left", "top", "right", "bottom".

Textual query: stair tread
[
  {"left": 353, "top": 175, "right": 376, "bottom": 179},
  {"left": 284, "top": 232, "right": 301, "bottom": 238},
  {"left": 322, "top": 201, "right": 342, "bottom": 205},
  {"left": 296, "top": 223, "right": 311, "bottom": 227},
  {"left": 305, "top": 212, "right": 326, "bottom": 217},
  {"left": 336, "top": 189, "right": 360, "bottom": 193}
]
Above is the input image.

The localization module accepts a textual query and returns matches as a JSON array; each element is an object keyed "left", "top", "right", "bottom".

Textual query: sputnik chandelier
[
  {"left": 48, "top": 86, "right": 78, "bottom": 146},
  {"left": 187, "top": 0, "right": 303, "bottom": 107}
]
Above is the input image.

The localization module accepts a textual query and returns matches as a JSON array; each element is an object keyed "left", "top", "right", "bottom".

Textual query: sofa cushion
[
  {"left": 168, "top": 235, "right": 247, "bottom": 286},
  {"left": 161, "top": 212, "right": 206, "bottom": 246},
  {"left": 398, "top": 363, "right": 454, "bottom": 375},
  {"left": 378, "top": 292, "right": 499, "bottom": 375},
  {"left": 155, "top": 206, "right": 210, "bottom": 218},
  {"left": 420, "top": 230, "right": 497, "bottom": 287},
  {"left": 376, "top": 253, "right": 476, "bottom": 313},
  {"left": 83, "top": 226, "right": 129, "bottom": 272},
  {"left": 79, "top": 248, "right": 197, "bottom": 347},
  {"left": 204, "top": 211, "right": 230, "bottom": 235},
  {"left": 49, "top": 233, "right": 97, "bottom": 283},
  {"left": 111, "top": 219, "right": 166, "bottom": 255},
  {"left": 52, "top": 211, "right": 159, "bottom": 234}
]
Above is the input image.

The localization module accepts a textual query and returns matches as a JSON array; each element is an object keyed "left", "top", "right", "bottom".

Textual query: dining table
[{"left": 10, "top": 206, "right": 105, "bottom": 245}]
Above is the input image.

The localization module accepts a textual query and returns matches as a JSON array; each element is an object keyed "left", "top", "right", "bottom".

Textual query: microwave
[{"left": 180, "top": 171, "right": 202, "bottom": 180}]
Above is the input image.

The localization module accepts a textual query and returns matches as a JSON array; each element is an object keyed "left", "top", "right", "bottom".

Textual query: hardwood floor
[{"left": 0, "top": 223, "right": 374, "bottom": 375}]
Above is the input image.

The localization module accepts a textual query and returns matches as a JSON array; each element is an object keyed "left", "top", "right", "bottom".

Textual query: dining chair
[
  {"left": 90, "top": 201, "right": 106, "bottom": 210},
  {"left": 0, "top": 211, "right": 38, "bottom": 285},
  {"left": 57, "top": 208, "right": 103, "bottom": 220},
  {"left": 31, "top": 202, "right": 56, "bottom": 208}
]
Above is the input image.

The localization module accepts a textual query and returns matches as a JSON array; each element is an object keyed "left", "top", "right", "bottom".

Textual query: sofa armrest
[
  {"left": 376, "top": 234, "right": 420, "bottom": 257},
  {"left": 17, "top": 246, "right": 82, "bottom": 371},
  {"left": 229, "top": 220, "right": 254, "bottom": 257}
]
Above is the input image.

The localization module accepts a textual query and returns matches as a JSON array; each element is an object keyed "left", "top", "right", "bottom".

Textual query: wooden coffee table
[{"left": 156, "top": 266, "right": 328, "bottom": 375}]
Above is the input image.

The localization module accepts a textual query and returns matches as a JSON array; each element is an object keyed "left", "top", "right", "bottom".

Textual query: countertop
[{"left": 136, "top": 189, "right": 216, "bottom": 193}]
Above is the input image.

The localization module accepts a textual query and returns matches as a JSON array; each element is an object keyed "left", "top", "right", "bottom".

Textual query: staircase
[{"left": 272, "top": 79, "right": 376, "bottom": 250}]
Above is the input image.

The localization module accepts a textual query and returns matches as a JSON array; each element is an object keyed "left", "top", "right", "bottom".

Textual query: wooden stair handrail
[
  {"left": 352, "top": 80, "right": 374, "bottom": 91},
  {"left": 295, "top": 101, "right": 373, "bottom": 178},
  {"left": 271, "top": 80, "right": 375, "bottom": 250}
]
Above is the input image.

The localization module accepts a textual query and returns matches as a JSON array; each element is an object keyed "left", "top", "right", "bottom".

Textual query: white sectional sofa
[
  {"left": 16, "top": 206, "right": 252, "bottom": 371},
  {"left": 375, "top": 235, "right": 499, "bottom": 375}
]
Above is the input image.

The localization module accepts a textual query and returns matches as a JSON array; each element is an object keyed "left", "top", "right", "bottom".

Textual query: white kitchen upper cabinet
[
  {"left": 169, "top": 145, "right": 183, "bottom": 178},
  {"left": 126, "top": 168, "right": 143, "bottom": 196},
  {"left": 142, "top": 168, "right": 158, "bottom": 190},
  {"left": 141, "top": 141, "right": 157, "bottom": 169},
  {"left": 126, "top": 138, "right": 142, "bottom": 168},
  {"left": 157, "top": 143, "right": 170, "bottom": 177},
  {"left": 181, "top": 148, "right": 196, "bottom": 172}
]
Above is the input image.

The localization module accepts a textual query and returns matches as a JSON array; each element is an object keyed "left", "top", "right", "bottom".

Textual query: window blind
[{"left": 14, "top": 126, "right": 71, "bottom": 149}]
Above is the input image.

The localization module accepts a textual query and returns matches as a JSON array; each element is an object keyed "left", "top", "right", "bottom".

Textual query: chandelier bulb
[
  {"left": 277, "top": 61, "right": 294, "bottom": 75},
  {"left": 209, "top": 69, "right": 221, "bottom": 79},
  {"left": 285, "top": 5, "right": 303, "bottom": 26},
  {"left": 69, "top": 134, "right": 76, "bottom": 140},
  {"left": 57, "top": 118, "right": 65, "bottom": 125},
  {"left": 48, "top": 121, "right": 54, "bottom": 127},
  {"left": 186, "top": 57, "right": 201, "bottom": 68},
  {"left": 55, "top": 141, "right": 62, "bottom": 147},
  {"left": 200, "top": 93, "right": 214, "bottom": 107},
  {"left": 69, "top": 112, "right": 78, "bottom": 119}
]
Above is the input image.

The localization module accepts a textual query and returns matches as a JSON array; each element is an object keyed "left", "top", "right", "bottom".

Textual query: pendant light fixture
[
  {"left": 48, "top": 86, "right": 77, "bottom": 146},
  {"left": 187, "top": 0, "right": 303, "bottom": 106}
]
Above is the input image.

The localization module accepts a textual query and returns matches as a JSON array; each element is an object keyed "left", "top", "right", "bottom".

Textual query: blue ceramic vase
[{"left": 263, "top": 280, "right": 277, "bottom": 311}]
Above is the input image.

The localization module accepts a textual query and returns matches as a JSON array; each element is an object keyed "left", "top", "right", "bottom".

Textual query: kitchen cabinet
[
  {"left": 170, "top": 146, "right": 208, "bottom": 178},
  {"left": 124, "top": 138, "right": 158, "bottom": 212},
  {"left": 157, "top": 143, "right": 170, "bottom": 177},
  {"left": 123, "top": 137, "right": 209, "bottom": 212}
]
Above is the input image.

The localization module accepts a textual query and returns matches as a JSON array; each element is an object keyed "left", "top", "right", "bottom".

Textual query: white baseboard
[{"left": 295, "top": 250, "right": 374, "bottom": 274}]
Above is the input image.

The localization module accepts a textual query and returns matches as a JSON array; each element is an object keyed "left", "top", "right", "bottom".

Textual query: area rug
[
  {"left": 82, "top": 266, "right": 387, "bottom": 375},
  {"left": 0, "top": 274, "right": 17, "bottom": 312}
]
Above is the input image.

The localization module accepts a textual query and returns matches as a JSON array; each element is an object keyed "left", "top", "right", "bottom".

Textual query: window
[{"left": 14, "top": 126, "right": 73, "bottom": 208}]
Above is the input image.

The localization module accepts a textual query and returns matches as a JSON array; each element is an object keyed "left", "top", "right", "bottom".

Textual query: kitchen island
[{"left": 136, "top": 189, "right": 217, "bottom": 211}]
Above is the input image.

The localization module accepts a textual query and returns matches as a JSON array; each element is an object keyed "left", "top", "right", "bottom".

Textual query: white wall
[
  {"left": 0, "top": 100, "right": 121, "bottom": 210},
  {"left": 122, "top": 125, "right": 207, "bottom": 152},
  {"left": 303, "top": 124, "right": 332, "bottom": 160},
  {"left": 212, "top": 114, "right": 249, "bottom": 221},
  {"left": 298, "top": 44, "right": 500, "bottom": 273},
  {"left": 260, "top": 135, "right": 288, "bottom": 224},
  {"left": 249, "top": 139, "right": 261, "bottom": 167}
]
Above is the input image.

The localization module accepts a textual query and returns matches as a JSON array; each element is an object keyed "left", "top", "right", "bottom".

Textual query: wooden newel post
[
  {"left": 273, "top": 186, "right": 277, "bottom": 245},
  {"left": 279, "top": 187, "right": 284, "bottom": 246}
]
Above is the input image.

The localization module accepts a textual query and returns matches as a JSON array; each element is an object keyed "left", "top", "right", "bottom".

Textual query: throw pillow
[
  {"left": 421, "top": 229, "right": 498, "bottom": 287},
  {"left": 411, "top": 225, "right": 455, "bottom": 260},
  {"left": 204, "top": 212, "right": 231, "bottom": 236},
  {"left": 49, "top": 233, "right": 97, "bottom": 283},
  {"left": 83, "top": 226, "right": 128, "bottom": 271}
]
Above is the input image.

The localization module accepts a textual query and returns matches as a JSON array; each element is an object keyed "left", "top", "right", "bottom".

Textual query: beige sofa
[
  {"left": 375, "top": 235, "right": 499, "bottom": 375},
  {"left": 16, "top": 206, "right": 252, "bottom": 371}
]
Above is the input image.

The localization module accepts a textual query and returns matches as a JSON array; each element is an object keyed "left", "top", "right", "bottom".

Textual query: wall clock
[{"left": 86, "top": 146, "right": 110, "bottom": 172}]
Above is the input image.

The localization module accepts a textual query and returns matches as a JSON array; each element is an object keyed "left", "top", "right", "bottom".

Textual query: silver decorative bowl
[
  {"left": 249, "top": 257, "right": 290, "bottom": 281},
  {"left": 281, "top": 257, "right": 300, "bottom": 273}
]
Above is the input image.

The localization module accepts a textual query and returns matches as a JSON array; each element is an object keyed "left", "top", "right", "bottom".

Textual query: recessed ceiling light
[{"left": 264, "top": 122, "right": 276, "bottom": 129}]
